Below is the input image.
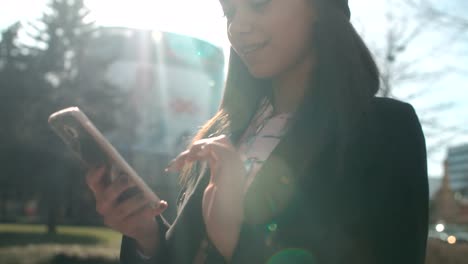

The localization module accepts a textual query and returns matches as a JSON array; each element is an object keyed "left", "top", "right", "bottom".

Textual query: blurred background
[{"left": 0, "top": 0, "right": 466, "bottom": 263}]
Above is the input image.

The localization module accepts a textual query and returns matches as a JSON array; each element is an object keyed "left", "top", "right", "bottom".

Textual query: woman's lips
[{"left": 240, "top": 41, "right": 268, "bottom": 57}]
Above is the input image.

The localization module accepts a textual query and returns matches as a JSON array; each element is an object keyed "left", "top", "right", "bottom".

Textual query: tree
[
  {"left": 0, "top": 23, "right": 29, "bottom": 221},
  {"left": 408, "top": 0, "right": 468, "bottom": 30},
  {"left": 0, "top": 0, "right": 125, "bottom": 232},
  {"left": 359, "top": 0, "right": 468, "bottom": 157}
]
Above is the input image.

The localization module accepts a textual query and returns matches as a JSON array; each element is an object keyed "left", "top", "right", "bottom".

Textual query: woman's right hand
[{"left": 85, "top": 166, "right": 168, "bottom": 256}]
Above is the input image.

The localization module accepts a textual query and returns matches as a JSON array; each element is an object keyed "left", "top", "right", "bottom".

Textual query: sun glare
[{"left": 85, "top": 0, "right": 228, "bottom": 48}]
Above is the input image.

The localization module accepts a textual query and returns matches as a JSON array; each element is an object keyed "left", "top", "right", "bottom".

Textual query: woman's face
[{"left": 221, "top": 0, "right": 317, "bottom": 78}]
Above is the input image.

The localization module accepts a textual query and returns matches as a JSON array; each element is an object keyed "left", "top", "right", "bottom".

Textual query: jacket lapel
[
  {"left": 165, "top": 162, "right": 211, "bottom": 263},
  {"left": 243, "top": 135, "right": 301, "bottom": 225}
]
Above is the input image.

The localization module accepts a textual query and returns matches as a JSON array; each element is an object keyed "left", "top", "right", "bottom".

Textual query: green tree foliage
[{"left": 0, "top": 0, "right": 125, "bottom": 232}]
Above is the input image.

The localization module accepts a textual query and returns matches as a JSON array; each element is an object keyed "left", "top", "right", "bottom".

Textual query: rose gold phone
[{"left": 48, "top": 107, "right": 160, "bottom": 203}]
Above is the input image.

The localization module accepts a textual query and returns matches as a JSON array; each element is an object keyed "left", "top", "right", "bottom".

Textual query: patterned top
[
  {"left": 193, "top": 97, "right": 295, "bottom": 263},
  {"left": 237, "top": 97, "right": 294, "bottom": 192}
]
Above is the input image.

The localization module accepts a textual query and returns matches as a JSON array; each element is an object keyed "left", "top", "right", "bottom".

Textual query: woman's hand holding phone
[{"left": 85, "top": 166, "right": 168, "bottom": 257}]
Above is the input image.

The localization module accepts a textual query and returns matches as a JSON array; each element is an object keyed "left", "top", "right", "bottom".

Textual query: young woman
[{"left": 86, "top": 0, "right": 429, "bottom": 263}]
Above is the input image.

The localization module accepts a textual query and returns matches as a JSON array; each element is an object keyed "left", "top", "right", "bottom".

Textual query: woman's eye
[
  {"left": 221, "top": 0, "right": 270, "bottom": 20},
  {"left": 251, "top": 0, "right": 271, "bottom": 10}
]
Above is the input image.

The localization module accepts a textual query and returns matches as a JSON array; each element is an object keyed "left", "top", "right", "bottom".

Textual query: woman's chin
[{"left": 246, "top": 65, "right": 276, "bottom": 79}]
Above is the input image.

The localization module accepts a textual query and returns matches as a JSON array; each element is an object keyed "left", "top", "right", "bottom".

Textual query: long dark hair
[{"left": 179, "top": 2, "right": 379, "bottom": 186}]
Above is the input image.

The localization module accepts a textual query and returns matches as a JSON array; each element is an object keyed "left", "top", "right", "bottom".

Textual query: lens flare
[
  {"left": 268, "top": 223, "right": 278, "bottom": 232},
  {"left": 447, "top": 236, "right": 457, "bottom": 244},
  {"left": 435, "top": 224, "right": 445, "bottom": 232}
]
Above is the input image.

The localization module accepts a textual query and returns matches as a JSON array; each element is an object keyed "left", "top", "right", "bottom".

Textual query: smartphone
[{"left": 48, "top": 107, "right": 160, "bottom": 204}]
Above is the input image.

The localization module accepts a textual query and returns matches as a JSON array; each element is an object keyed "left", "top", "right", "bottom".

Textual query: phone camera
[{"left": 63, "top": 125, "right": 79, "bottom": 139}]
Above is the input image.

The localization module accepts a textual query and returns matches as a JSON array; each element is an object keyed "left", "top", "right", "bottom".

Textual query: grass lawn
[{"left": 0, "top": 224, "right": 122, "bottom": 264}]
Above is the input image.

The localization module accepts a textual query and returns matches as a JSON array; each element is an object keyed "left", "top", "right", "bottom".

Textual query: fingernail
[
  {"left": 153, "top": 200, "right": 167, "bottom": 211},
  {"left": 166, "top": 159, "right": 175, "bottom": 167},
  {"left": 165, "top": 158, "right": 178, "bottom": 172}
]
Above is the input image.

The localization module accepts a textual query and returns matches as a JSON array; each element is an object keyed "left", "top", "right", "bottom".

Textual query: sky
[{"left": 0, "top": 0, "right": 467, "bottom": 177}]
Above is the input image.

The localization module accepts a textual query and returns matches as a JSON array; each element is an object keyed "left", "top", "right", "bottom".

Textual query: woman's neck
[{"left": 271, "top": 55, "right": 313, "bottom": 114}]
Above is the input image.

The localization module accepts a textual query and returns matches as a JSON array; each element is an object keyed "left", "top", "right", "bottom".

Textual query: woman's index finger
[{"left": 85, "top": 165, "right": 107, "bottom": 194}]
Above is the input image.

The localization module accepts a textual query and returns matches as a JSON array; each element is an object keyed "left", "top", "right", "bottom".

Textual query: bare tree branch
[{"left": 367, "top": 0, "right": 468, "bottom": 155}]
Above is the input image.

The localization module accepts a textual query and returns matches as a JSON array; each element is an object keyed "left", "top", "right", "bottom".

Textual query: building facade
[
  {"left": 430, "top": 144, "right": 468, "bottom": 225},
  {"left": 447, "top": 144, "right": 468, "bottom": 198}
]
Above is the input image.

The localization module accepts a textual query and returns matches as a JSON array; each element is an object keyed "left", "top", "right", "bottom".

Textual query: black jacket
[{"left": 120, "top": 97, "right": 429, "bottom": 264}]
